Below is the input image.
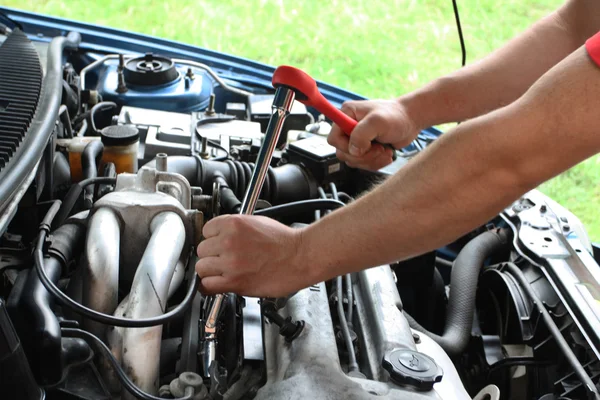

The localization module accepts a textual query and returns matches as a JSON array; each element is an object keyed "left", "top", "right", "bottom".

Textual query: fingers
[
  {"left": 202, "top": 214, "right": 234, "bottom": 238},
  {"left": 336, "top": 146, "right": 394, "bottom": 171},
  {"left": 198, "top": 276, "right": 230, "bottom": 295},
  {"left": 334, "top": 101, "right": 381, "bottom": 156},
  {"left": 347, "top": 113, "right": 388, "bottom": 156},
  {"left": 196, "top": 237, "right": 224, "bottom": 258},
  {"left": 327, "top": 125, "right": 350, "bottom": 153},
  {"left": 195, "top": 257, "right": 223, "bottom": 278}
]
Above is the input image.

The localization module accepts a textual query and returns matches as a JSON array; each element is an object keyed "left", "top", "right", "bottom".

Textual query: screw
[
  {"left": 116, "top": 69, "right": 128, "bottom": 94},
  {"left": 206, "top": 93, "right": 216, "bottom": 116},
  {"left": 118, "top": 54, "right": 125, "bottom": 71},
  {"left": 413, "top": 333, "right": 421, "bottom": 344},
  {"left": 186, "top": 67, "right": 195, "bottom": 79},
  {"left": 263, "top": 305, "right": 304, "bottom": 342},
  {"left": 563, "top": 224, "right": 570, "bottom": 232},
  {"left": 200, "top": 136, "right": 209, "bottom": 159},
  {"left": 540, "top": 205, "right": 547, "bottom": 213}
]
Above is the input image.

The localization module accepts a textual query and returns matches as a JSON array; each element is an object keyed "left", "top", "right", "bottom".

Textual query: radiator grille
[{"left": 0, "top": 30, "right": 42, "bottom": 171}]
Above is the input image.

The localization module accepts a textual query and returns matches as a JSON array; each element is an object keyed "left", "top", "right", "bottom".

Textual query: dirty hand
[
  {"left": 327, "top": 99, "right": 421, "bottom": 170},
  {"left": 195, "top": 214, "right": 311, "bottom": 297}
]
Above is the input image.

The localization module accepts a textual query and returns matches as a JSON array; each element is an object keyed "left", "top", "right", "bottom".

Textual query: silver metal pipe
[
  {"left": 172, "top": 58, "right": 252, "bottom": 97},
  {"left": 156, "top": 153, "right": 168, "bottom": 172},
  {"left": 105, "top": 259, "right": 186, "bottom": 393},
  {"left": 121, "top": 212, "right": 186, "bottom": 398},
  {"left": 80, "top": 54, "right": 133, "bottom": 90},
  {"left": 82, "top": 208, "right": 120, "bottom": 339},
  {"left": 169, "top": 259, "right": 186, "bottom": 299},
  {"left": 239, "top": 86, "right": 295, "bottom": 214}
]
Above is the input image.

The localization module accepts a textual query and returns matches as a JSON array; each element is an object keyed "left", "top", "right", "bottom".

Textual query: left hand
[{"left": 195, "top": 214, "right": 312, "bottom": 297}]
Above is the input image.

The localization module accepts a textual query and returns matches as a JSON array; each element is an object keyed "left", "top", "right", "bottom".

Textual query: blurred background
[{"left": 5, "top": 0, "right": 599, "bottom": 240}]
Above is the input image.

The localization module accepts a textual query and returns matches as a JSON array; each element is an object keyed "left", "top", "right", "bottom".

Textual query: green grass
[{"left": 5, "top": 0, "right": 600, "bottom": 240}]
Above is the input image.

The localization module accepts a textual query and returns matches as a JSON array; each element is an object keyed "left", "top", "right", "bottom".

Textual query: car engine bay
[{"left": 1, "top": 18, "right": 600, "bottom": 400}]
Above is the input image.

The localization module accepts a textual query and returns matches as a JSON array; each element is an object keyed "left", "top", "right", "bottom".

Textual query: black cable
[
  {"left": 337, "top": 192, "right": 353, "bottom": 203},
  {"left": 329, "top": 182, "right": 354, "bottom": 330},
  {"left": 315, "top": 186, "right": 328, "bottom": 221},
  {"left": 76, "top": 119, "right": 88, "bottom": 137},
  {"left": 329, "top": 182, "right": 339, "bottom": 201},
  {"left": 53, "top": 176, "right": 117, "bottom": 228},
  {"left": 504, "top": 263, "right": 599, "bottom": 397},
  {"left": 90, "top": 101, "right": 117, "bottom": 133},
  {"left": 452, "top": 0, "right": 467, "bottom": 67},
  {"left": 61, "top": 328, "right": 194, "bottom": 400},
  {"left": 254, "top": 198, "right": 345, "bottom": 218},
  {"left": 336, "top": 276, "right": 359, "bottom": 372},
  {"left": 311, "top": 186, "right": 358, "bottom": 374},
  {"left": 207, "top": 139, "right": 229, "bottom": 161},
  {"left": 35, "top": 200, "right": 200, "bottom": 328}
]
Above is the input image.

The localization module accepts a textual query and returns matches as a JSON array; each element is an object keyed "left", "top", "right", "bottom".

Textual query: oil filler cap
[{"left": 382, "top": 348, "right": 443, "bottom": 391}]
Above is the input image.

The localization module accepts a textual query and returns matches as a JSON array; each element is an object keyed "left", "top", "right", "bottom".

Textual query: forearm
[
  {"left": 301, "top": 45, "right": 600, "bottom": 282},
  {"left": 401, "top": 0, "right": 600, "bottom": 129}
]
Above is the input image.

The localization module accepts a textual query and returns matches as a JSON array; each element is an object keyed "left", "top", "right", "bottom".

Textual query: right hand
[{"left": 327, "top": 99, "right": 421, "bottom": 171}]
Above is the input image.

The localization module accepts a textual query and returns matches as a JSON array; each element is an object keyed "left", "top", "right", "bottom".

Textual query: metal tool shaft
[
  {"left": 202, "top": 87, "right": 295, "bottom": 376},
  {"left": 239, "top": 87, "right": 295, "bottom": 214}
]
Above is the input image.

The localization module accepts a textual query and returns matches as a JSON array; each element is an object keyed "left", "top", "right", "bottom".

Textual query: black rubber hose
[
  {"left": 337, "top": 192, "right": 353, "bottom": 203},
  {"left": 89, "top": 101, "right": 117, "bottom": 134},
  {"left": 61, "top": 328, "right": 194, "bottom": 400},
  {"left": 329, "top": 182, "right": 354, "bottom": 328},
  {"left": 6, "top": 217, "right": 85, "bottom": 385},
  {"left": 97, "top": 162, "right": 117, "bottom": 198},
  {"left": 81, "top": 141, "right": 104, "bottom": 208},
  {"left": 315, "top": 186, "right": 327, "bottom": 221},
  {"left": 405, "top": 229, "right": 509, "bottom": 356},
  {"left": 36, "top": 200, "right": 200, "bottom": 328},
  {"left": 254, "top": 198, "right": 345, "bottom": 218},
  {"left": 213, "top": 172, "right": 242, "bottom": 213},
  {"left": 59, "top": 104, "right": 73, "bottom": 138},
  {"left": 143, "top": 156, "right": 317, "bottom": 205},
  {"left": 52, "top": 152, "right": 72, "bottom": 198},
  {"left": 52, "top": 176, "right": 117, "bottom": 229},
  {"left": 0, "top": 32, "right": 80, "bottom": 213},
  {"left": 504, "top": 263, "right": 599, "bottom": 399},
  {"left": 337, "top": 276, "right": 358, "bottom": 372}
]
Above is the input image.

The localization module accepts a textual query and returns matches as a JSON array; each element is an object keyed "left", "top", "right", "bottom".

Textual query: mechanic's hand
[
  {"left": 328, "top": 99, "right": 421, "bottom": 171},
  {"left": 195, "top": 214, "right": 310, "bottom": 297}
]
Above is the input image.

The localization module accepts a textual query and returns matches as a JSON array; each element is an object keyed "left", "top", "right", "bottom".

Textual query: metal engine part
[
  {"left": 257, "top": 265, "right": 470, "bottom": 400},
  {"left": 81, "top": 166, "right": 203, "bottom": 397}
]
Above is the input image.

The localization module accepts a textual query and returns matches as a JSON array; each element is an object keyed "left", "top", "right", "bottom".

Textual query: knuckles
[{"left": 340, "top": 101, "right": 356, "bottom": 115}]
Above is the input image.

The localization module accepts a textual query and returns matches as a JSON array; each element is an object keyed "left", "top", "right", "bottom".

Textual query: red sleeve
[{"left": 586, "top": 31, "right": 600, "bottom": 67}]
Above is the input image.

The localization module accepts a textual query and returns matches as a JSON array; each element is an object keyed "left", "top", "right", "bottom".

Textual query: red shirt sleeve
[{"left": 586, "top": 31, "right": 600, "bottom": 67}]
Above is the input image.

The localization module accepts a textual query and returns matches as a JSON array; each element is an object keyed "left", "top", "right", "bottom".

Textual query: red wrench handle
[
  {"left": 272, "top": 65, "right": 357, "bottom": 135},
  {"left": 309, "top": 93, "right": 357, "bottom": 134},
  {"left": 272, "top": 65, "right": 396, "bottom": 158}
]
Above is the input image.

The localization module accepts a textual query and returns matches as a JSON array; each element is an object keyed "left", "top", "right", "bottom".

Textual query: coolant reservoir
[
  {"left": 65, "top": 136, "right": 102, "bottom": 182},
  {"left": 100, "top": 125, "right": 139, "bottom": 174}
]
